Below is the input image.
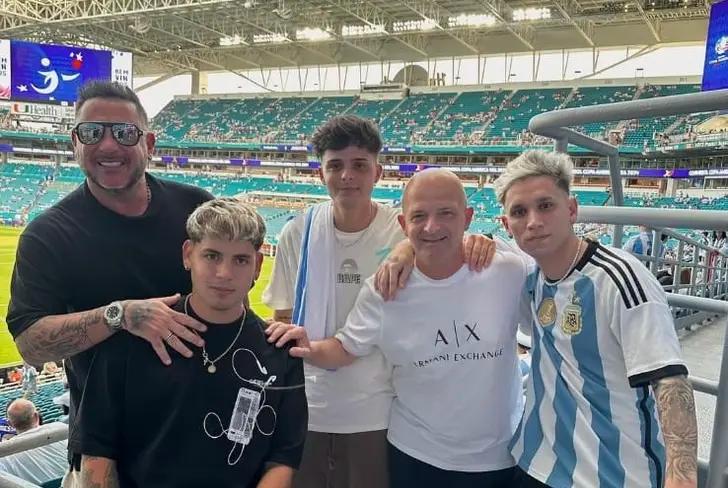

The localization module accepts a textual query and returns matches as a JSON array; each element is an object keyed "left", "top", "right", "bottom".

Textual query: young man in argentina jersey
[{"left": 495, "top": 150, "right": 698, "bottom": 488}]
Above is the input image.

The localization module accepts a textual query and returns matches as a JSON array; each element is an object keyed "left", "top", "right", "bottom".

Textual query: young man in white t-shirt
[
  {"left": 263, "top": 116, "right": 492, "bottom": 488},
  {"left": 494, "top": 150, "right": 698, "bottom": 488},
  {"left": 267, "top": 169, "right": 530, "bottom": 488}
]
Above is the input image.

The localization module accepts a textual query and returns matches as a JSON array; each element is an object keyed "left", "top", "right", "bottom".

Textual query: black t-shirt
[
  {"left": 71, "top": 298, "right": 307, "bottom": 488},
  {"left": 6, "top": 174, "right": 213, "bottom": 447}
]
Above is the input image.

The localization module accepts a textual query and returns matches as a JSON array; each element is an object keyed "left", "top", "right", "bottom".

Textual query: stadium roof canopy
[{"left": 0, "top": 0, "right": 710, "bottom": 76}]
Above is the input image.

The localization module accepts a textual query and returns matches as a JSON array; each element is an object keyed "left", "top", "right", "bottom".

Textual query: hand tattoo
[{"left": 125, "top": 301, "right": 154, "bottom": 331}]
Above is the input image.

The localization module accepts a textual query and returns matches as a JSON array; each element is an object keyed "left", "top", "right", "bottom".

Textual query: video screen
[
  {"left": 702, "top": 0, "right": 728, "bottom": 91},
  {"left": 0, "top": 39, "right": 132, "bottom": 104}
]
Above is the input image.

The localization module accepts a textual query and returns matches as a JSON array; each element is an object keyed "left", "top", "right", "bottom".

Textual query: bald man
[
  {"left": 7, "top": 398, "right": 39, "bottom": 433},
  {"left": 0, "top": 399, "right": 68, "bottom": 485},
  {"left": 266, "top": 169, "right": 531, "bottom": 488}
]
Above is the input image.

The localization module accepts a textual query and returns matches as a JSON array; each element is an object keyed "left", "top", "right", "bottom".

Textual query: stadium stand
[
  {"left": 2, "top": 162, "right": 726, "bottom": 242},
  {"left": 0, "top": 163, "right": 53, "bottom": 223},
  {"left": 564, "top": 86, "right": 636, "bottom": 138},
  {"left": 0, "top": 379, "right": 66, "bottom": 426},
  {"left": 622, "top": 84, "right": 701, "bottom": 145},
  {"left": 345, "top": 98, "right": 402, "bottom": 126},
  {"left": 148, "top": 83, "right": 713, "bottom": 149},
  {"left": 14, "top": 161, "right": 720, "bottom": 245},
  {"left": 0, "top": 106, "right": 9, "bottom": 128},
  {"left": 378, "top": 92, "right": 459, "bottom": 146},
  {"left": 422, "top": 90, "right": 512, "bottom": 144},
  {"left": 280, "top": 96, "right": 356, "bottom": 142},
  {"left": 486, "top": 88, "right": 570, "bottom": 141},
  {"left": 249, "top": 97, "right": 319, "bottom": 141}
]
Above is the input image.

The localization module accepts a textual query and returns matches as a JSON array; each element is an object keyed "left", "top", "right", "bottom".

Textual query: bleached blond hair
[
  {"left": 186, "top": 197, "right": 266, "bottom": 250},
  {"left": 493, "top": 150, "right": 574, "bottom": 205}
]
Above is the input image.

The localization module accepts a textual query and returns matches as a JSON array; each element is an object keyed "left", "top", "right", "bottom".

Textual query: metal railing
[
  {"left": 0, "top": 422, "right": 67, "bottom": 488},
  {"left": 531, "top": 89, "right": 728, "bottom": 488}
]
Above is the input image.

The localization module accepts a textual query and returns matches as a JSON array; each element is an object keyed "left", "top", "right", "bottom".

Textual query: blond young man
[{"left": 76, "top": 198, "right": 307, "bottom": 488}]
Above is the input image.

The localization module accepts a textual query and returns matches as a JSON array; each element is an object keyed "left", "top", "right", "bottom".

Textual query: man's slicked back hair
[{"left": 76, "top": 80, "right": 149, "bottom": 127}]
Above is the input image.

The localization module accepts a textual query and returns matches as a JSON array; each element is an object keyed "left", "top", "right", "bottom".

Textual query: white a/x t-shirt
[
  {"left": 337, "top": 252, "right": 529, "bottom": 472},
  {"left": 263, "top": 203, "right": 404, "bottom": 433}
]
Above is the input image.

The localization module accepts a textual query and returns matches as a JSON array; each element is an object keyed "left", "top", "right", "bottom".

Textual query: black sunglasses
[{"left": 72, "top": 121, "right": 144, "bottom": 147}]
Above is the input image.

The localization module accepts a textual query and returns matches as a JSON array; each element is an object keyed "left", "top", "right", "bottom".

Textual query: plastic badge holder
[{"left": 227, "top": 387, "right": 261, "bottom": 445}]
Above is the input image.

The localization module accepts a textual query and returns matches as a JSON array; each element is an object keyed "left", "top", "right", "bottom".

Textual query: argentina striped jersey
[{"left": 511, "top": 240, "right": 688, "bottom": 488}]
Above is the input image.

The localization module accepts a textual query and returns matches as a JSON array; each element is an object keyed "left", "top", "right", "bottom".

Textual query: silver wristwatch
[{"left": 103, "top": 301, "right": 125, "bottom": 330}]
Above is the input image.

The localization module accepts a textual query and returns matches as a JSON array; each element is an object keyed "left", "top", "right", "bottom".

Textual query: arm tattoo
[
  {"left": 652, "top": 375, "right": 698, "bottom": 483},
  {"left": 81, "top": 456, "right": 120, "bottom": 488},
  {"left": 16, "top": 308, "right": 105, "bottom": 364}
]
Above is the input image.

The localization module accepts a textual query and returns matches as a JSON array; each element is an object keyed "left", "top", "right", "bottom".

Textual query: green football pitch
[{"left": 0, "top": 225, "right": 274, "bottom": 367}]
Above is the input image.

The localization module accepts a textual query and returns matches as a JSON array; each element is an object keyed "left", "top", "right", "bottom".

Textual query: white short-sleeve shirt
[
  {"left": 337, "top": 251, "right": 529, "bottom": 472},
  {"left": 263, "top": 203, "right": 404, "bottom": 433}
]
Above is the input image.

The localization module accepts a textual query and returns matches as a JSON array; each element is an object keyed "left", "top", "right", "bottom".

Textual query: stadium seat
[{"left": 3, "top": 161, "right": 727, "bottom": 246}]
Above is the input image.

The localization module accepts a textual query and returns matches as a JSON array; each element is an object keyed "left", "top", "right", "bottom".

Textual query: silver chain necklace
[
  {"left": 335, "top": 202, "right": 376, "bottom": 249},
  {"left": 184, "top": 295, "right": 246, "bottom": 374},
  {"left": 544, "top": 239, "right": 584, "bottom": 287}
]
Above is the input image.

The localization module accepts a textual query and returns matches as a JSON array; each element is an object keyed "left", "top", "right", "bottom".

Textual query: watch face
[{"left": 105, "top": 303, "right": 123, "bottom": 326}]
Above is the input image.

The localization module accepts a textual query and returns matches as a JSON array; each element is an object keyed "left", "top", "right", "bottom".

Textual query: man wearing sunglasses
[{"left": 7, "top": 80, "right": 213, "bottom": 486}]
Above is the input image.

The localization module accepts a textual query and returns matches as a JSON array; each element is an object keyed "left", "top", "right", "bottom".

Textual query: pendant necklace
[{"left": 184, "top": 295, "right": 246, "bottom": 374}]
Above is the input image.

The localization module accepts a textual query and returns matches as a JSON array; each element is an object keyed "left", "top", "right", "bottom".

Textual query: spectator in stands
[
  {"left": 41, "top": 361, "right": 60, "bottom": 376},
  {"left": 262, "top": 115, "right": 493, "bottom": 488},
  {"left": 709, "top": 230, "right": 724, "bottom": 250},
  {"left": 718, "top": 231, "right": 728, "bottom": 255},
  {"left": 700, "top": 231, "right": 711, "bottom": 246},
  {"left": 622, "top": 225, "right": 653, "bottom": 256},
  {"left": 6, "top": 368, "right": 21, "bottom": 384},
  {"left": 267, "top": 169, "right": 527, "bottom": 488},
  {"left": 7, "top": 80, "right": 212, "bottom": 486},
  {"left": 20, "top": 363, "right": 38, "bottom": 398},
  {"left": 493, "top": 150, "right": 697, "bottom": 488},
  {"left": 0, "top": 399, "right": 68, "bottom": 486},
  {"left": 75, "top": 198, "right": 307, "bottom": 487}
]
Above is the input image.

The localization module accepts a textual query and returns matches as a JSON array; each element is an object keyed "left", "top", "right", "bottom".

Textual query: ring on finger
[{"left": 165, "top": 331, "right": 175, "bottom": 342}]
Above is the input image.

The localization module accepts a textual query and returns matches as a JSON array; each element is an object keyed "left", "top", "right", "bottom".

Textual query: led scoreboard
[
  {"left": 0, "top": 39, "right": 132, "bottom": 104},
  {"left": 702, "top": 0, "right": 728, "bottom": 91}
]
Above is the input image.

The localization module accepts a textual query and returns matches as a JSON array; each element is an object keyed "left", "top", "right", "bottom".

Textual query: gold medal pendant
[
  {"left": 561, "top": 293, "right": 583, "bottom": 336},
  {"left": 537, "top": 298, "right": 557, "bottom": 326}
]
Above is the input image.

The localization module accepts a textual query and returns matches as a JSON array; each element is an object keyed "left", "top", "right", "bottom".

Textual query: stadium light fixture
[
  {"left": 253, "top": 33, "right": 287, "bottom": 44},
  {"left": 447, "top": 13, "right": 497, "bottom": 28},
  {"left": 342, "top": 24, "right": 387, "bottom": 37},
  {"left": 392, "top": 18, "right": 439, "bottom": 33},
  {"left": 512, "top": 7, "right": 552, "bottom": 21},
  {"left": 219, "top": 34, "right": 247, "bottom": 46},
  {"left": 296, "top": 27, "right": 333, "bottom": 42}
]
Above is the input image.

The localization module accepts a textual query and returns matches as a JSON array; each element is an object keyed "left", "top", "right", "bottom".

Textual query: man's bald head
[
  {"left": 7, "top": 398, "right": 39, "bottom": 433},
  {"left": 402, "top": 168, "right": 467, "bottom": 211},
  {"left": 398, "top": 168, "right": 473, "bottom": 278}
]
